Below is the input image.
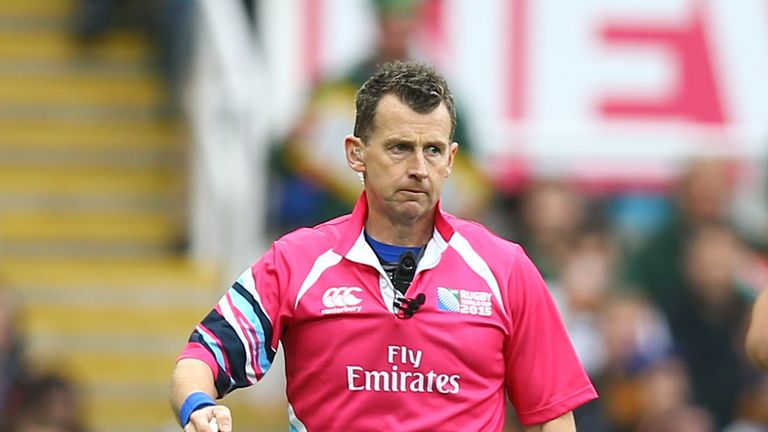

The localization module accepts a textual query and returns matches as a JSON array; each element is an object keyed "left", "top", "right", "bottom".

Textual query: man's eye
[
  {"left": 392, "top": 144, "right": 408, "bottom": 152},
  {"left": 427, "top": 146, "right": 442, "bottom": 154}
]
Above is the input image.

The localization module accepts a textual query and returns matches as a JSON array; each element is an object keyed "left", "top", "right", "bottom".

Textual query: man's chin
[{"left": 391, "top": 201, "right": 431, "bottom": 222}]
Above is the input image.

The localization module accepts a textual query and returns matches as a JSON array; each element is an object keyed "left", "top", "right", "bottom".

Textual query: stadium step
[
  {"left": 0, "top": 70, "right": 165, "bottom": 106},
  {"left": 0, "top": 211, "right": 180, "bottom": 246},
  {"left": 0, "top": 117, "right": 180, "bottom": 148},
  {"left": 0, "top": 0, "right": 74, "bottom": 18},
  {"left": 0, "top": 1, "right": 284, "bottom": 430},
  {"left": 0, "top": 27, "right": 151, "bottom": 62},
  {"left": 0, "top": 166, "right": 181, "bottom": 202},
  {"left": 0, "top": 258, "right": 287, "bottom": 431}
]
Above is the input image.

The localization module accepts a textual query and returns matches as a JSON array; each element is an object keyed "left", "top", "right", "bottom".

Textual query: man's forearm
[
  {"left": 170, "top": 358, "right": 219, "bottom": 416},
  {"left": 524, "top": 411, "right": 576, "bottom": 432}
]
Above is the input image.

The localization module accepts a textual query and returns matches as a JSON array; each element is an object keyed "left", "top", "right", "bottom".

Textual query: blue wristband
[{"left": 180, "top": 391, "right": 216, "bottom": 427}]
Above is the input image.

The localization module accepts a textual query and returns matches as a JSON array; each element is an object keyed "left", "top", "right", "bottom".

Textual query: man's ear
[
  {"left": 446, "top": 141, "right": 459, "bottom": 176},
  {"left": 345, "top": 135, "right": 365, "bottom": 173}
]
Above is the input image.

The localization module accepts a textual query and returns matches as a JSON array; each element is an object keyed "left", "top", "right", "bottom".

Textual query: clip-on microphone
[
  {"left": 396, "top": 293, "right": 426, "bottom": 319},
  {"left": 392, "top": 251, "right": 424, "bottom": 319}
]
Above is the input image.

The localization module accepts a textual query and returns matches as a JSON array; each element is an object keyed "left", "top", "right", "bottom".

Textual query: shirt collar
[{"left": 336, "top": 192, "right": 456, "bottom": 269}]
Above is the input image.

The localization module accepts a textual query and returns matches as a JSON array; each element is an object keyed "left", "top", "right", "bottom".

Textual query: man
[
  {"left": 624, "top": 159, "right": 732, "bottom": 314},
  {"left": 747, "top": 289, "right": 768, "bottom": 370},
  {"left": 269, "top": 0, "right": 490, "bottom": 235},
  {"left": 171, "top": 61, "right": 597, "bottom": 431}
]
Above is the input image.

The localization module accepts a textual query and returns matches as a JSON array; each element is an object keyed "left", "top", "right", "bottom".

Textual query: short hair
[{"left": 354, "top": 61, "right": 456, "bottom": 143}]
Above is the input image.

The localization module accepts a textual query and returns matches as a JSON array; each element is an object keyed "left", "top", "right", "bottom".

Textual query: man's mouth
[{"left": 400, "top": 189, "right": 426, "bottom": 195}]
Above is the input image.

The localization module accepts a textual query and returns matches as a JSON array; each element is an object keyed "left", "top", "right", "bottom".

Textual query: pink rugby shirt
[{"left": 179, "top": 193, "right": 597, "bottom": 431}]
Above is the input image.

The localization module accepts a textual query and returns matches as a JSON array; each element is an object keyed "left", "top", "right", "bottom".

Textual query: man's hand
[{"left": 184, "top": 405, "right": 232, "bottom": 432}]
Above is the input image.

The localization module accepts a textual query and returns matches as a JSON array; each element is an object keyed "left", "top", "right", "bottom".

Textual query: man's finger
[
  {"left": 186, "top": 406, "right": 217, "bottom": 431},
  {"left": 212, "top": 405, "right": 233, "bottom": 432}
]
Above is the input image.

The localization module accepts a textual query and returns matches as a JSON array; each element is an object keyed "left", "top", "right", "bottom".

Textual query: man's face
[{"left": 348, "top": 93, "right": 457, "bottom": 224}]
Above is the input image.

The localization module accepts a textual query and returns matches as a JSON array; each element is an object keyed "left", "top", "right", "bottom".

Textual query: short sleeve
[
  {"left": 504, "top": 245, "right": 598, "bottom": 425},
  {"left": 178, "top": 245, "right": 287, "bottom": 398}
]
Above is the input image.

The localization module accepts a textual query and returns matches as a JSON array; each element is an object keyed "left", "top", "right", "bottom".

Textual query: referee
[{"left": 170, "top": 61, "right": 597, "bottom": 431}]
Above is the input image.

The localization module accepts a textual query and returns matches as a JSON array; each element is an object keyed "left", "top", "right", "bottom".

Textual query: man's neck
[{"left": 365, "top": 211, "right": 434, "bottom": 247}]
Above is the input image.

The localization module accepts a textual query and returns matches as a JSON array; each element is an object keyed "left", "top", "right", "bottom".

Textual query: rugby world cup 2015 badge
[{"left": 436, "top": 287, "right": 492, "bottom": 317}]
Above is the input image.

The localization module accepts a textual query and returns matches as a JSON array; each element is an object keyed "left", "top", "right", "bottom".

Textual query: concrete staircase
[{"left": 0, "top": 1, "right": 286, "bottom": 430}]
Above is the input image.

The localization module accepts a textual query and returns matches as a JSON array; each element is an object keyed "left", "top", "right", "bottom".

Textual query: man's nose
[{"left": 407, "top": 151, "right": 428, "bottom": 179}]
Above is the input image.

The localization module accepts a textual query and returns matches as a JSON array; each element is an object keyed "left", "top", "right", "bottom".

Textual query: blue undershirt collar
[{"left": 364, "top": 231, "right": 423, "bottom": 264}]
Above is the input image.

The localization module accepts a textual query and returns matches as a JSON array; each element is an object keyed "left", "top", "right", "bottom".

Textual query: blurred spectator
[
  {"left": 0, "top": 286, "right": 28, "bottom": 424},
  {"left": 551, "top": 225, "right": 619, "bottom": 375},
  {"left": 592, "top": 293, "right": 673, "bottom": 431},
  {"left": 723, "top": 377, "right": 768, "bottom": 431},
  {"left": 512, "top": 179, "right": 586, "bottom": 281},
  {"left": 665, "top": 223, "right": 758, "bottom": 428},
  {"left": 549, "top": 225, "right": 620, "bottom": 431},
  {"left": 635, "top": 405, "right": 714, "bottom": 432},
  {"left": 73, "top": 0, "right": 197, "bottom": 111},
  {"left": 634, "top": 358, "right": 715, "bottom": 432},
  {"left": 608, "top": 191, "right": 671, "bottom": 252},
  {"left": 268, "top": 0, "right": 491, "bottom": 235},
  {"left": 624, "top": 158, "right": 733, "bottom": 312},
  {"left": 724, "top": 375, "right": 768, "bottom": 432},
  {"left": 4, "top": 374, "right": 85, "bottom": 432}
]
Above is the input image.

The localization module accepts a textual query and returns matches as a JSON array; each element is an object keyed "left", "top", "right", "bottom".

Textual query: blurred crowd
[
  {"left": 2, "top": 0, "right": 766, "bottom": 430},
  {"left": 266, "top": 1, "right": 768, "bottom": 431},
  {"left": 495, "top": 162, "right": 768, "bottom": 432},
  {"left": 0, "top": 288, "right": 84, "bottom": 432},
  {"left": 273, "top": 126, "right": 768, "bottom": 432}
]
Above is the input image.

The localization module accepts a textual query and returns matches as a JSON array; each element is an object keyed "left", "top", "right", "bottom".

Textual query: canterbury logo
[{"left": 322, "top": 287, "right": 363, "bottom": 308}]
